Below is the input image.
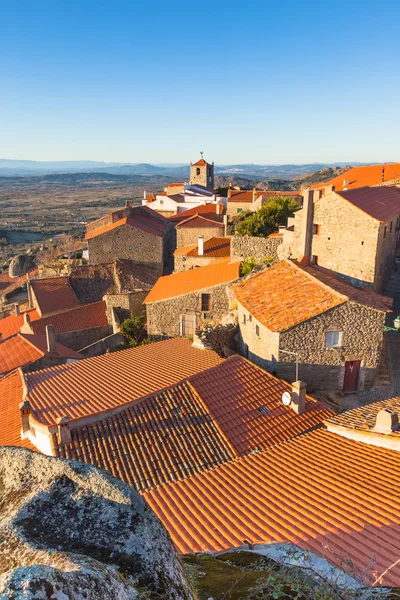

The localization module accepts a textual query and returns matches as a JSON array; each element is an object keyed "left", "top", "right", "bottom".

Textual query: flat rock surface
[{"left": 0, "top": 447, "right": 192, "bottom": 599}]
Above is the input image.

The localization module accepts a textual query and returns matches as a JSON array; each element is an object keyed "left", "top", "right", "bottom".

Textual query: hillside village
[{"left": 2, "top": 156, "right": 400, "bottom": 596}]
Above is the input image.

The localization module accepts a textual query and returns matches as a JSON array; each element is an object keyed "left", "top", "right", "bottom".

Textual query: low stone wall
[
  {"left": 56, "top": 325, "right": 111, "bottom": 351},
  {"left": 230, "top": 236, "right": 282, "bottom": 262},
  {"left": 79, "top": 332, "right": 125, "bottom": 358}
]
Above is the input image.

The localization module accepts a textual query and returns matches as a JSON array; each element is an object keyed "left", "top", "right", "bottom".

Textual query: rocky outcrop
[
  {"left": 0, "top": 447, "right": 193, "bottom": 600},
  {"left": 9, "top": 254, "right": 35, "bottom": 278}
]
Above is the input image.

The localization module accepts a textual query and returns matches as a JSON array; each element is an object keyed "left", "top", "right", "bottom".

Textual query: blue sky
[{"left": 1, "top": 0, "right": 399, "bottom": 164}]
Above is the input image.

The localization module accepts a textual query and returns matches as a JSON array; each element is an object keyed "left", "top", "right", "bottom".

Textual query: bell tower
[{"left": 189, "top": 153, "right": 214, "bottom": 190}]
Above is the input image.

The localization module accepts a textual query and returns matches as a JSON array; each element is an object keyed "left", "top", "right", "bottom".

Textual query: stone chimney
[
  {"left": 56, "top": 416, "right": 72, "bottom": 445},
  {"left": 19, "top": 399, "right": 31, "bottom": 434},
  {"left": 324, "top": 185, "right": 335, "bottom": 195},
  {"left": 46, "top": 324, "right": 56, "bottom": 353},
  {"left": 343, "top": 179, "right": 349, "bottom": 188},
  {"left": 291, "top": 381, "right": 306, "bottom": 414},
  {"left": 143, "top": 190, "right": 147, "bottom": 199},
  {"left": 299, "top": 189, "right": 314, "bottom": 264},
  {"left": 216, "top": 203, "right": 222, "bottom": 215},
  {"left": 26, "top": 280, "right": 34, "bottom": 309},
  {"left": 14, "top": 303, "right": 20, "bottom": 317},
  {"left": 223, "top": 214, "right": 228, "bottom": 237},
  {"left": 198, "top": 236, "right": 204, "bottom": 256},
  {"left": 252, "top": 188, "right": 257, "bottom": 202},
  {"left": 374, "top": 409, "right": 399, "bottom": 434},
  {"left": 382, "top": 166, "right": 385, "bottom": 182}
]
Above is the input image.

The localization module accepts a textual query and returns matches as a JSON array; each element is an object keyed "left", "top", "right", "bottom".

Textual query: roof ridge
[{"left": 16, "top": 333, "right": 46, "bottom": 358}]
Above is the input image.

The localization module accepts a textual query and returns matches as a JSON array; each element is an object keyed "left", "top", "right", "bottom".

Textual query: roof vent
[
  {"left": 374, "top": 408, "right": 399, "bottom": 434},
  {"left": 257, "top": 406, "right": 269, "bottom": 415}
]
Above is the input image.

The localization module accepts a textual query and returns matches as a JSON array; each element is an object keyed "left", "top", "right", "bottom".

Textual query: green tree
[
  {"left": 236, "top": 196, "right": 299, "bottom": 237},
  {"left": 119, "top": 315, "right": 150, "bottom": 348}
]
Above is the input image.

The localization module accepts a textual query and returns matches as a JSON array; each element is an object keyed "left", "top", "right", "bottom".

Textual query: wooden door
[
  {"left": 343, "top": 360, "right": 360, "bottom": 392},
  {"left": 180, "top": 314, "right": 196, "bottom": 337}
]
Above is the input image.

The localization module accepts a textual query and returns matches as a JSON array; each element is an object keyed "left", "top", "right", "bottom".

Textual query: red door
[{"left": 343, "top": 360, "right": 360, "bottom": 392}]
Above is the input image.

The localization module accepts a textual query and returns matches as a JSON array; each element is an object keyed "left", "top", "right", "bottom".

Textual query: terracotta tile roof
[
  {"left": 189, "top": 355, "right": 334, "bottom": 454},
  {"left": 228, "top": 190, "right": 302, "bottom": 204},
  {"left": 326, "top": 396, "right": 400, "bottom": 438},
  {"left": 144, "top": 260, "right": 241, "bottom": 304},
  {"left": 227, "top": 190, "right": 254, "bottom": 203},
  {"left": 57, "top": 380, "right": 235, "bottom": 491},
  {"left": 0, "top": 371, "right": 36, "bottom": 450},
  {"left": 24, "top": 338, "right": 223, "bottom": 427},
  {"left": 0, "top": 268, "right": 38, "bottom": 295},
  {"left": 169, "top": 204, "right": 223, "bottom": 224},
  {"left": 29, "top": 301, "right": 108, "bottom": 336},
  {"left": 144, "top": 429, "right": 400, "bottom": 586},
  {"left": 234, "top": 260, "right": 390, "bottom": 333},
  {"left": 174, "top": 237, "right": 231, "bottom": 258},
  {"left": 0, "top": 334, "right": 82, "bottom": 377},
  {"left": 311, "top": 163, "right": 400, "bottom": 191},
  {"left": 30, "top": 276, "right": 80, "bottom": 315},
  {"left": 0, "top": 309, "right": 40, "bottom": 341},
  {"left": 175, "top": 214, "right": 224, "bottom": 229},
  {"left": 192, "top": 158, "right": 208, "bottom": 166},
  {"left": 336, "top": 186, "right": 400, "bottom": 223},
  {"left": 85, "top": 214, "right": 168, "bottom": 240}
]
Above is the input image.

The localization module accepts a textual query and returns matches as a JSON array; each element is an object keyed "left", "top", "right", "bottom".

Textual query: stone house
[
  {"left": 175, "top": 214, "right": 225, "bottom": 248},
  {"left": 85, "top": 204, "right": 173, "bottom": 273},
  {"left": 230, "top": 233, "right": 283, "bottom": 263},
  {"left": 227, "top": 189, "right": 301, "bottom": 219},
  {"left": 281, "top": 186, "right": 400, "bottom": 293},
  {"left": 144, "top": 260, "right": 241, "bottom": 337},
  {"left": 234, "top": 259, "right": 392, "bottom": 393},
  {"left": 174, "top": 237, "right": 231, "bottom": 272}
]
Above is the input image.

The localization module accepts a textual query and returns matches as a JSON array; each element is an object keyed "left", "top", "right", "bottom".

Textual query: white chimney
[
  {"left": 14, "top": 303, "right": 20, "bottom": 316},
  {"left": 216, "top": 203, "right": 221, "bottom": 215},
  {"left": 56, "top": 415, "right": 72, "bottom": 445},
  {"left": 223, "top": 214, "right": 228, "bottom": 237},
  {"left": 291, "top": 381, "right": 306, "bottom": 414},
  {"left": 198, "top": 236, "right": 204, "bottom": 256},
  {"left": 343, "top": 179, "right": 349, "bottom": 188},
  {"left": 374, "top": 409, "right": 399, "bottom": 434},
  {"left": 143, "top": 190, "right": 147, "bottom": 199},
  {"left": 46, "top": 324, "right": 56, "bottom": 353}
]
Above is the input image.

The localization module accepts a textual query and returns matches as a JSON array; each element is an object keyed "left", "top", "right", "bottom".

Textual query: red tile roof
[
  {"left": 228, "top": 190, "right": 302, "bottom": 204},
  {"left": 192, "top": 158, "right": 208, "bottom": 166},
  {"left": 228, "top": 190, "right": 254, "bottom": 203},
  {"left": 326, "top": 396, "right": 400, "bottom": 438},
  {"left": 0, "top": 371, "right": 36, "bottom": 450},
  {"left": 336, "top": 186, "right": 400, "bottom": 223},
  {"left": 174, "top": 237, "right": 231, "bottom": 258},
  {"left": 0, "top": 268, "right": 38, "bottom": 295},
  {"left": 85, "top": 214, "right": 168, "bottom": 241},
  {"left": 0, "top": 309, "right": 40, "bottom": 341},
  {"left": 0, "top": 334, "right": 82, "bottom": 376},
  {"left": 234, "top": 260, "right": 390, "bottom": 333},
  {"left": 189, "top": 355, "right": 334, "bottom": 454},
  {"left": 144, "top": 260, "right": 241, "bottom": 304},
  {"left": 24, "top": 338, "right": 223, "bottom": 427},
  {"left": 311, "top": 163, "right": 400, "bottom": 191},
  {"left": 144, "top": 429, "right": 400, "bottom": 586},
  {"left": 30, "top": 276, "right": 80, "bottom": 315},
  {"left": 29, "top": 301, "right": 108, "bottom": 335},
  {"left": 175, "top": 214, "right": 224, "bottom": 229},
  {"left": 57, "top": 380, "right": 235, "bottom": 491},
  {"left": 169, "top": 204, "right": 223, "bottom": 224}
]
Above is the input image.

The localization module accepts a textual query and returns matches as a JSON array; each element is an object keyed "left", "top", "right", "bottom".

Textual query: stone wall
[
  {"left": 146, "top": 283, "right": 235, "bottom": 337},
  {"left": 230, "top": 235, "right": 282, "bottom": 262},
  {"left": 56, "top": 325, "right": 111, "bottom": 351},
  {"left": 174, "top": 255, "right": 216, "bottom": 272},
  {"left": 79, "top": 332, "right": 125, "bottom": 358},
  {"left": 226, "top": 202, "right": 252, "bottom": 218},
  {"left": 88, "top": 224, "right": 164, "bottom": 270},
  {"left": 176, "top": 225, "right": 224, "bottom": 248},
  {"left": 103, "top": 292, "right": 147, "bottom": 323},
  {"left": 237, "top": 301, "right": 280, "bottom": 371}
]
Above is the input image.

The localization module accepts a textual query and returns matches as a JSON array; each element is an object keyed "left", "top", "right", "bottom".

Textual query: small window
[
  {"left": 160, "top": 199, "right": 164, "bottom": 205},
  {"left": 325, "top": 331, "right": 342, "bottom": 348},
  {"left": 196, "top": 167, "right": 201, "bottom": 176},
  {"left": 390, "top": 221, "right": 393, "bottom": 233},
  {"left": 313, "top": 224, "right": 320, "bottom": 235},
  {"left": 243, "top": 314, "right": 246, "bottom": 325},
  {"left": 256, "top": 324, "right": 260, "bottom": 337},
  {"left": 237, "top": 208, "right": 243, "bottom": 213},
  {"left": 384, "top": 226, "right": 387, "bottom": 239},
  {"left": 361, "top": 241, "right": 364, "bottom": 245},
  {"left": 312, "top": 255, "right": 318, "bottom": 265},
  {"left": 249, "top": 314, "right": 252, "bottom": 322},
  {"left": 201, "top": 293, "right": 211, "bottom": 312},
  {"left": 129, "top": 245, "right": 134, "bottom": 251}
]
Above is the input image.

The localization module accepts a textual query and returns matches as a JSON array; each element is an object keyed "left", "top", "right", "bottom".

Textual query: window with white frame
[{"left": 325, "top": 331, "right": 342, "bottom": 348}]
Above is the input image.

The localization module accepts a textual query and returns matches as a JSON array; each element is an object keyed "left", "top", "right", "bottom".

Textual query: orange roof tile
[
  {"left": 189, "top": 355, "right": 334, "bottom": 454},
  {"left": 85, "top": 215, "right": 168, "bottom": 241},
  {"left": 0, "top": 309, "right": 40, "bottom": 341},
  {"left": 234, "top": 260, "right": 390, "bottom": 333},
  {"left": 57, "top": 380, "right": 235, "bottom": 491},
  {"left": 29, "top": 301, "right": 108, "bottom": 335},
  {"left": 175, "top": 214, "right": 224, "bottom": 229},
  {"left": 311, "top": 163, "right": 400, "bottom": 191},
  {"left": 144, "top": 260, "right": 241, "bottom": 304},
  {"left": 169, "top": 204, "right": 223, "bottom": 223},
  {"left": 228, "top": 190, "right": 254, "bottom": 203},
  {"left": 192, "top": 158, "right": 208, "bottom": 166},
  {"left": 326, "top": 396, "right": 400, "bottom": 438},
  {"left": 0, "top": 371, "right": 36, "bottom": 450},
  {"left": 31, "top": 276, "right": 80, "bottom": 315},
  {"left": 144, "top": 429, "right": 400, "bottom": 586},
  {"left": 24, "top": 338, "right": 223, "bottom": 427},
  {"left": 174, "top": 237, "right": 231, "bottom": 258},
  {"left": 0, "top": 333, "right": 82, "bottom": 376}
]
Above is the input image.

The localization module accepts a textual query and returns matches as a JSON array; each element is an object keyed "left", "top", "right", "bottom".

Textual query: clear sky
[{"left": 1, "top": 0, "right": 399, "bottom": 164}]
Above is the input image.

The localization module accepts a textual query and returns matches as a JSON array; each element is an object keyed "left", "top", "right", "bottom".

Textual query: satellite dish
[{"left": 282, "top": 392, "right": 291, "bottom": 406}]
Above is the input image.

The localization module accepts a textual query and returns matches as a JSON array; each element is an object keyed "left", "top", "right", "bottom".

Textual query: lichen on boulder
[
  {"left": 8, "top": 254, "right": 36, "bottom": 278},
  {"left": 0, "top": 447, "right": 193, "bottom": 599}
]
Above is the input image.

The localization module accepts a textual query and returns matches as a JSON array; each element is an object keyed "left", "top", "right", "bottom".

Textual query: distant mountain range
[{"left": 0, "top": 159, "right": 387, "bottom": 180}]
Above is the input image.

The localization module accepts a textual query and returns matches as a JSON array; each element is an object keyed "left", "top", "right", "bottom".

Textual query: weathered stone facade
[
  {"left": 55, "top": 325, "right": 111, "bottom": 351},
  {"left": 282, "top": 191, "right": 400, "bottom": 293},
  {"left": 189, "top": 160, "right": 214, "bottom": 190},
  {"left": 147, "top": 284, "right": 235, "bottom": 338},
  {"left": 237, "top": 299, "right": 386, "bottom": 393},
  {"left": 103, "top": 291, "right": 147, "bottom": 323},
  {"left": 174, "top": 254, "right": 217, "bottom": 272},
  {"left": 176, "top": 224, "right": 224, "bottom": 248},
  {"left": 226, "top": 202, "right": 252, "bottom": 218},
  {"left": 230, "top": 236, "right": 282, "bottom": 262}
]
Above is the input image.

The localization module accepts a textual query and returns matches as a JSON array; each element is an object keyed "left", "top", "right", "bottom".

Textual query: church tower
[{"left": 189, "top": 154, "right": 214, "bottom": 190}]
